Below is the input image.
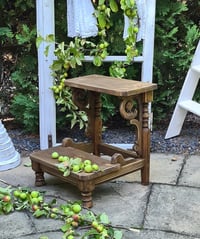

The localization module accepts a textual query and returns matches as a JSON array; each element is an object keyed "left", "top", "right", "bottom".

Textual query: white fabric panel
[
  {"left": 67, "top": 0, "right": 98, "bottom": 38},
  {"left": 123, "top": 0, "right": 146, "bottom": 41}
]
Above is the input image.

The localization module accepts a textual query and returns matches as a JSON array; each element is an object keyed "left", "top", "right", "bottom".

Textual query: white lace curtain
[
  {"left": 123, "top": 0, "right": 146, "bottom": 42},
  {"left": 67, "top": 0, "right": 146, "bottom": 41},
  {"left": 67, "top": 0, "right": 98, "bottom": 38}
]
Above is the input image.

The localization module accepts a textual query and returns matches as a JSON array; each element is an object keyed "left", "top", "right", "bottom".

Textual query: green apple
[
  {"left": 13, "top": 190, "right": 21, "bottom": 198},
  {"left": 84, "top": 164, "right": 93, "bottom": 173},
  {"left": 58, "top": 156, "right": 64, "bottom": 162},
  {"left": 72, "top": 204, "right": 81, "bottom": 213},
  {"left": 84, "top": 159, "right": 91, "bottom": 165},
  {"left": 51, "top": 151, "right": 59, "bottom": 159},
  {"left": 92, "top": 220, "right": 99, "bottom": 229},
  {"left": 92, "top": 164, "right": 99, "bottom": 171},
  {"left": 37, "top": 196, "right": 43, "bottom": 203},
  {"left": 31, "top": 197, "right": 39, "bottom": 204},
  {"left": 67, "top": 235, "right": 74, "bottom": 239},
  {"left": 72, "top": 165, "right": 80, "bottom": 173},
  {"left": 31, "top": 190, "right": 39, "bottom": 198},
  {"left": 20, "top": 192, "right": 27, "bottom": 200},
  {"left": 63, "top": 156, "right": 70, "bottom": 161}
]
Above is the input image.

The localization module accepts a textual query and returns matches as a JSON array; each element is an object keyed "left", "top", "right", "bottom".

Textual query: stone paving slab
[
  {"left": 145, "top": 184, "right": 200, "bottom": 237},
  {"left": 0, "top": 157, "right": 58, "bottom": 188},
  {"left": 33, "top": 215, "right": 64, "bottom": 233},
  {"left": 114, "top": 153, "right": 184, "bottom": 184},
  {"left": 1, "top": 153, "right": 200, "bottom": 239},
  {"left": 92, "top": 182, "right": 150, "bottom": 227},
  {"left": 125, "top": 229, "right": 200, "bottom": 239},
  {"left": 0, "top": 212, "right": 34, "bottom": 239},
  {"left": 16, "top": 232, "right": 63, "bottom": 239},
  {"left": 178, "top": 155, "right": 200, "bottom": 187}
]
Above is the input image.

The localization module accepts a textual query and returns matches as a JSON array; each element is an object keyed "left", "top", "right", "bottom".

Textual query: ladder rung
[
  {"left": 191, "top": 65, "right": 200, "bottom": 73},
  {"left": 179, "top": 100, "right": 200, "bottom": 116}
]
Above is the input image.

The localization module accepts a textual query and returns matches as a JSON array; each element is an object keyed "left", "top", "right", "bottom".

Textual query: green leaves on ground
[{"left": 0, "top": 185, "right": 125, "bottom": 239}]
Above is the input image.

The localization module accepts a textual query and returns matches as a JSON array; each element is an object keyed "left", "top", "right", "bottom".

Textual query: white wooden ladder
[
  {"left": 165, "top": 40, "right": 200, "bottom": 139},
  {"left": 37, "top": 0, "right": 156, "bottom": 149}
]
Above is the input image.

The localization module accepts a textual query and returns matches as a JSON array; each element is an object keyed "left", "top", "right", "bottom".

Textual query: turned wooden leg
[
  {"left": 78, "top": 180, "right": 95, "bottom": 208},
  {"left": 81, "top": 191, "right": 93, "bottom": 208},
  {"left": 141, "top": 100, "right": 150, "bottom": 185},
  {"left": 35, "top": 171, "right": 46, "bottom": 186},
  {"left": 31, "top": 160, "right": 46, "bottom": 186}
]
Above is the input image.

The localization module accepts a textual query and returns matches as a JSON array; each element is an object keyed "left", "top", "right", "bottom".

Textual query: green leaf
[
  {"left": 51, "top": 61, "right": 63, "bottom": 71},
  {"left": 79, "top": 120, "right": 84, "bottom": 129},
  {"left": 98, "top": 13, "right": 106, "bottom": 29},
  {"left": 70, "top": 58, "right": 77, "bottom": 68},
  {"left": 0, "top": 27, "right": 13, "bottom": 38},
  {"left": 75, "top": 57, "right": 82, "bottom": 66},
  {"left": 4, "top": 203, "right": 14, "bottom": 214},
  {"left": 61, "top": 223, "right": 71, "bottom": 232},
  {"left": 63, "top": 169, "right": 70, "bottom": 177},
  {"left": 110, "top": 0, "right": 118, "bottom": 12},
  {"left": 99, "top": 0, "right": 105, "bottom": 5},
  {"left": 44, "top": 45, "right": 50, "bottom": 57},
  {"left": 23, "top": 162, "right": 32, "bottom": 167},
  {"left": 93, "top": 56, "right": 102, "bottom": 66},
  {"left": 45, "top": 34, "right": 55, "bottom": 42},
  {"left": 83, "top": 228, "right": 99, "bottom": 237},
  {"left": 36, "top": 35, "right": 43, "bottom": 48},
  {"left": 33, "top": 209, "right": 47, "bottom": 218},
  {"left": 39, "top": 236, "right": 49, "bottom": 239},
  {"left": 0, "top": 186, "right": 12, "bottom": 195},
  {"left": 71, "top": 118, "right": 77, "bottom": 128},
  {"left": 72, "top": 157, "right": 82, "bottom": 165},
  {"left": 99, "top": 213, "right": 110, "bottom": 224},
  {"left": 114, "top": 230, "right": 123, "bottom": 239}
]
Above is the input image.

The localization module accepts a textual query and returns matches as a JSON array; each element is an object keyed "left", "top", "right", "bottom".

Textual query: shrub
[{"left": 152, "top": 0, "right": 200, "bottom": 123}]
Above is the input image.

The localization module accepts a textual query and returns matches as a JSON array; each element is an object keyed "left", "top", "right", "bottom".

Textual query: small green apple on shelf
[{"left": 51, "top": 151, "right": 100, "bottom": 176}]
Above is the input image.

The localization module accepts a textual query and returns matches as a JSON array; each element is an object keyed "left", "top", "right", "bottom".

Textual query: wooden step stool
[{"left": 30, "top": 75, "right": 157, "bottom": 207}]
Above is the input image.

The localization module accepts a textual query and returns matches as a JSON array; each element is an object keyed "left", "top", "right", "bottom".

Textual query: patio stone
[
  {"left": 114, "top": 153, "right": 184, "bottom": 184},
  {"left": 125, "top": 229, "right": 200, "bottom": 239},
  {"left": 92, "top": 182, "right": 150, "bottom": 227},
  {"left": 144, "top": 184, "right": 200, "bottom": 237},
  {"left": 1, "top": 153, "right": 200, "bottom": 239},
  {"left": 178, "top": 155, "right": 200, "bottom": 187},
  {"left": 0, "top": 212, "right": 34, "bottom": 238}
]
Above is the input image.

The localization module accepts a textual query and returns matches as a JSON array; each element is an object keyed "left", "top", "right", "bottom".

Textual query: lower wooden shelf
[{"left": 30, "top": 142, "right": 145, "bottom": 208}]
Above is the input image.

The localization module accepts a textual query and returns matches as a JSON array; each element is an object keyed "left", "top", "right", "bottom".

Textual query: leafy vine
[
  {"left": 0, "top": 183, "right": 140, "bottom": 239},
  {"left": 38, "top": 0, "right": 139, "bottom": 129}
]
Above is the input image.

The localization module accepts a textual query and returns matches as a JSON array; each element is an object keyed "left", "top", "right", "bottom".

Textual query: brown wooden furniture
[{"left": 30, "top": 75, "right": 157, "bottom": 208}]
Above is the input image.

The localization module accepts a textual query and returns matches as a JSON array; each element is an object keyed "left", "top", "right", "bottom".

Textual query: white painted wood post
[
  {"left": 36, "top": 0, "right": 56, "bottom": 149},
  {"left": 141, "top": 0, "right": 156, "bottom": 84}
]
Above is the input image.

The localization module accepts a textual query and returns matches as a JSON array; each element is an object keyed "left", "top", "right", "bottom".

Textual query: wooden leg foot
[
  {"left": 35, "top": 172, "right": 46, "bottom": 186},
  {"left": 141, "top": 167, "right": 149, "bottom": 185},
  {"left": 81, "top": 191, "right": 93, "bottom": 208}
]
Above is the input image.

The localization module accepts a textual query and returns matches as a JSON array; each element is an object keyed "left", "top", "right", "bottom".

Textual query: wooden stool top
[{"left": 65, "top": 74, "right": 157, "bottom": 97}]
